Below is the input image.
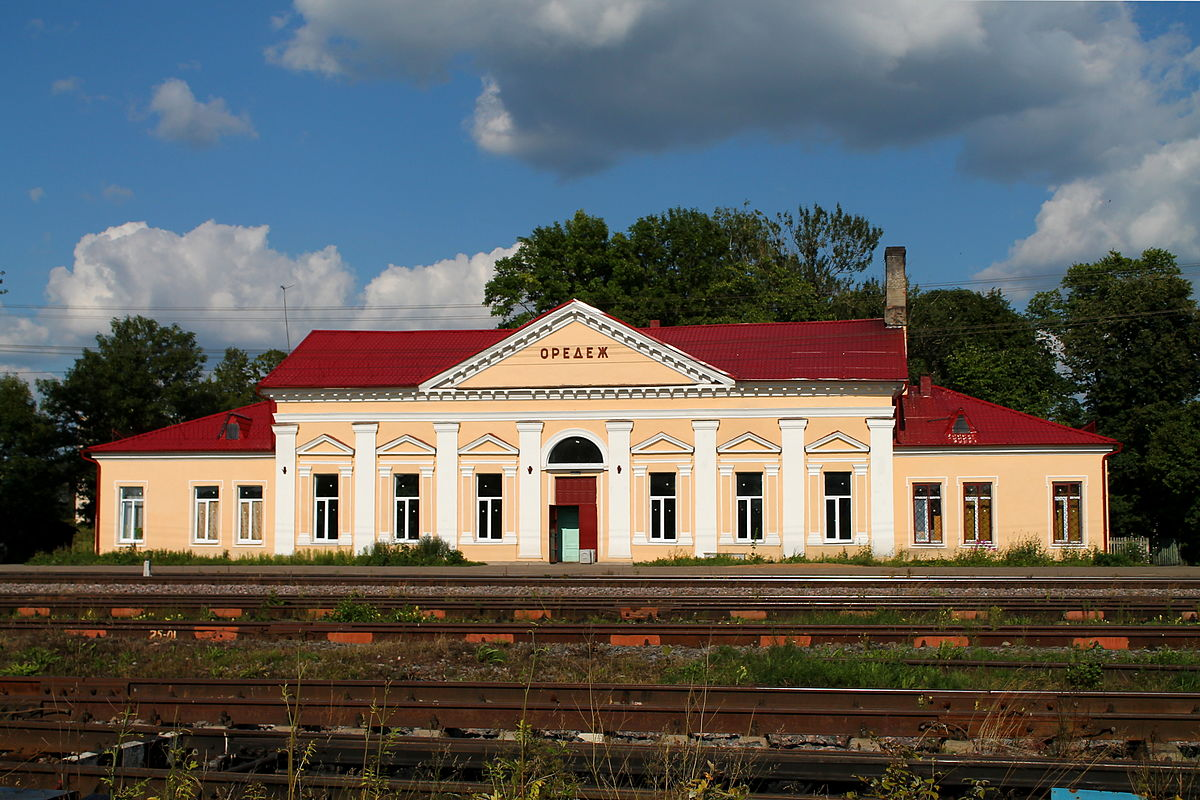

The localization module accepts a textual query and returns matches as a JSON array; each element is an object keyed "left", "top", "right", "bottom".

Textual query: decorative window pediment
[
  {"left": 717, "top": 432, "right": 781, "bottom": 454},
  {"left": 378, "top": 434, "right": 436, "bottom": 456},
  {"left": 805, "top": 431, "right": 869, "bottom": 454},
  {"left": 632, "top": 432, "right": 694, "bottom": 455},
  {"left": 297, "top": 434, "right": 354, "bottom": 455},
  {"left": 459, "top": 433, "right": 519, "bottom": 456}
]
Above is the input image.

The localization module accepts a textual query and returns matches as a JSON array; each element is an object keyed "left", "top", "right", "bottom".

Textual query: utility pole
[{"left": 280, "top": 284, "right": 295, "bottom": 351}]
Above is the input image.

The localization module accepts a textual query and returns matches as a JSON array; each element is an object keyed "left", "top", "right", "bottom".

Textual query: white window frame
[
  {"left": 823, "top": 470, "right": 853, "bottom": 543},
  {"left": 735, "top": 471, "right": 764, "bottom": 542},
  {"left": 236, "top": 485, "right": 265, "bottom": 545},
  {"left": 477, "top": 472, "right": 503, "bottom": 541},
  {"left": 192, "top": 485, "right": 220, "bottom": 545},
  {"left": 649, "top": 472, "right": 677, "bottom": 541},
  {"left": 962, "top": 481, "right": 994, "bottom": 546},
  {"left": 118, "top": 486, "right": 144, "bottom": 545},
  {"left": 912, "top": 482, "right": 943, "bottom": 546},
  {"left": 394, "top": 473, "right": 420, "bottom": 542},
  {"left": 314, "top": 473, "right": 340, "bottom": 542},
  {"left": 1051, "top": 479, "right": 1084, "bottom": 546}
]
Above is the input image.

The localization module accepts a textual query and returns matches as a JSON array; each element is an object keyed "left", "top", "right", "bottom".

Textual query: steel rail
[
  {"left": 0, "top": 719, "right": 1189, "bottom": 794},
  {"left": 5, "top": 618, "right": 1200, "bottom": 649},
  {"left": 3, "top": 677, "right": 1200, "bottom": 740}
]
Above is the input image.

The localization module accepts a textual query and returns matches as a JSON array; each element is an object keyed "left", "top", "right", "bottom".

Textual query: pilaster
[
  {"left": 434, "top": 422, "right": 460, "bottom": 543},
  {"left": 271, "top": 424, "right": 298, "bottom": 555}
]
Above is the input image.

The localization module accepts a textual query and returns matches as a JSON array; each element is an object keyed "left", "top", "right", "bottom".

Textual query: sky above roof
[{"left": 5, "top": 1, "right": 1200, "bottom": 382}]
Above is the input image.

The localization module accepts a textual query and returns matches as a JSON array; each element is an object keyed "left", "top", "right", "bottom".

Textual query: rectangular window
[
  {"left": 824, "top": 471, "right": 852, "bottom": 541},
  {"left": 963, "top": 482, "right": 993, "bottom": 545},
  {"left": 477, "top": 473, "right": 502, "bottom": 540},
  {"left": 193, "top": 486, "right": 219, "bottom": 544},
  {"left": 395, "top": 474, "right": 420, "bottom": 541},
  {"left": 119, "top": 486, "right": 144, "bottom": 543},
  {"left": 314, "top": 474, "right": 339, "bottom": 541},
  {"left": 1052, "top": 481, "right": 1082, "bottom": 544},
  {"left": 912, "top": 483, "right": 942, "bottom": 544},
  {"left": 736, "top": 472, "right": 763, "bottom": 541},
  {"left": 238, "top": 485, "right": 264, "bottom": 544},
  {"left": 649, "top": 472, "right": 677, "bottom": 541}
]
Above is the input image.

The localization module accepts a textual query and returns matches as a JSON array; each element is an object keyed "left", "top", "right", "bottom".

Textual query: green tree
[
  {"left": 908, "top": 289, "right": 1072, "bottom": 419},
  {"left": 774, "top": 203, "right": 883, "bottom": 297},
  {"left": 1029, "top": 249, "right": 1200, "bottom": 546},
  {"left": 38, "top": 317, "right": 213, "bottom": 511},
  {"left": 208, "top": 347, "right": 287, "bottom": 408},
  {"left": 0, "top": 375, "right": 73, "bottom": 561}
]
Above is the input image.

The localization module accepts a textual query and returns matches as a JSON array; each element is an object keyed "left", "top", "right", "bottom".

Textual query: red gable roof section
[
  {"left": 87, "top": 400, "right": 277, "bottom": 454},
  {"left": 258, "top": 317, "right": 908, "bottom": 389},
  {"left": 896, "top": 384, "right": 1117, "bottom": 448}
]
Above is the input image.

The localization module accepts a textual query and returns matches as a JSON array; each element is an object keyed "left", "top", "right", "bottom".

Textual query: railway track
[
  {"left": 4, "top": 676, "right": 1200, "bottom": 740},
  {"left": 5, "top": 618, "right": 1200, "bottom": 649},
  {"left": 0, "top": 719, "right": 1192, "bottom": 797}
]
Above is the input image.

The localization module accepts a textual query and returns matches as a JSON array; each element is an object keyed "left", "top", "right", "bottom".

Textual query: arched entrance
[{"left": 545, "top": 434, "right": 605, "bottom": 563}]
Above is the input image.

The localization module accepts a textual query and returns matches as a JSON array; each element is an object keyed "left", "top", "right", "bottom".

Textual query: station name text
[{"left": 539, "top": 346, "right": 609, "bottom": 360}]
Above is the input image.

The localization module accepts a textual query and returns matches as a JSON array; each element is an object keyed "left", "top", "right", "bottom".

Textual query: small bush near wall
[{"left": 27, "top": 538, "right": 480, "bottom": 567}]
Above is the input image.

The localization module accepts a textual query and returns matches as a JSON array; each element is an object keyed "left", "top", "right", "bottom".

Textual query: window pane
[
  {"left": 750, "top": 498, "right": 763, "bottom": 539},
  {"left": 978, "top": 499, "right": 992, "bottom": 542},
  {"left": 738, "top": 498, "right": 748, "bottom": 539},
  {"left": 663, "top": 498, "right": 676, "bottom": 539},
  {"left": 478, "top": 500, "right": 488, "bottom": 536},
  {"left": 121, "top": 486, "right": 143, "bottom": 500},
  {"left": 478, "top": 473, "right": 501, "bottom": 497},
  {"left": 490, "top": 500, "right": 502, "bottom": 538},
  {"left": 316, "top": 474, "right": 338, "bottom": 496},
  {"left": 407, "top": 501, "right": 419, "bottom": 539},
  {"left": 316, "top": 501, "right": 326, "bottom": 539},
  {"left": 395, "top": 474, "right": 418, "bottom": 496},
  {"left": 651, "top": 498, "right": 661, "bottom": 539},
  {"left": 327, "top": 499, "right": 338, "bottom": 538},
  {"left": 825, "top": 472, "right": 850, "bottom": 495},
  {"left": 195, "top": 486, "right": 218, "bottom": 500},
  {"left": 239, "top": 485, "right": 262, "bottom": 500},
  {"left": 736, "top": 472, "right": 762, "bottom": 496},
  {"left": 838, "top": 497, "right": 852, "bottom": 538},
  {"left": 650, "top": 472, "right": 675, "bottom": 496},
  {"left": 547, "top": 436, "right": 603, "bottom": 464},
  {"left": 825, "top": 498, "right": 836, "bottom": 539}
]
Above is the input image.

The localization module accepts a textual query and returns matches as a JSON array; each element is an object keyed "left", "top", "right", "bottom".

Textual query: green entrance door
[{"left": 558, "top": 506, "right": 581, "bottom": 563}]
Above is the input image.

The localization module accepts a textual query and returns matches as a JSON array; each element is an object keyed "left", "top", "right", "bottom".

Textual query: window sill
[
  {"left": 191, "top": 541, "right": 222, "bottom": 547},
  {"left": 910, "top": 543, "right": 946, "bottom": 548},
  {"left": 234, "top": 541, "right": 266, "bottom": 547},
  {"left": 962, "top": 541, "right": 996, "bottom": 549},
  {"left": 466, "top": 538, "right": 514, "bottom": 545},
  {"left": 1050, "top": 542, "right": 1087, "bottom": 548}
]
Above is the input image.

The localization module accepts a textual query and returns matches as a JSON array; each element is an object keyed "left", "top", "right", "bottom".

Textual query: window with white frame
[
  {"left": 824, "top": 471, "right": 852, "bottom": 542},
  {"left": 119, "top": 486, "right": 144, "bottom": 544},
  {"left": 649, "top": 472, "right": 676, "bottom": 541},
  {"left": 395, "top": 473, "right": 420, "bottom": 541},
  {"left": 1052, "top": 481, "right": 1082, "bottom": 544},
  {"left": 238, "top": 485, "right": 264, "bottom": 544},
  {"left": 912, "top": 483, "right": 942, "bottom": 544},
  {"left": 477, "top": 473, "right": 502, "bottom": 540},
  {"left": 735, "top": 472, "right": 763, "bottom": 541},
  {"left": 314, "top": 474, "right": 339, "bottom": 541},
  {"left": 963, "top": 482, "right": 992, "bottom": 544},
  {"left": 193, "top": 486, "right": 219, "bottom": 544}
]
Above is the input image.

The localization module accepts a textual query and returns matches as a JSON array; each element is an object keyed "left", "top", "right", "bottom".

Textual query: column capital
[
  {"left": 691, "top": 419, "right": 720, "bottom": 432},
  {"left": 779, "top": 418, "right": 809, "bottom": 431},
  {"left": 351, "top": 421, "right": 379, "bottom": 433},
  {"left": 516, "top": 421, "right": 545, "bottom": 433},
  {"left": 866, "top": 417, "right": 896, "bottom": 431},
  {"left": 272, "top": 423, "right": 299, "bottom": 436},
  {"left": 605, "top": 420, "right": 635, "bottom": 433},
  {"left": 433, "top": 421, "right": 461, "bottom": 434}
]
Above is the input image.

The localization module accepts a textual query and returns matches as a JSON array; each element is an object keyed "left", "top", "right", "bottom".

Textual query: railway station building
[{"left": 87, "top": 248, "right": 1118, "bottom": 562}]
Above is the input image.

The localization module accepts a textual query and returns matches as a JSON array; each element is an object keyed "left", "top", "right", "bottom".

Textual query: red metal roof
[
  {"left": 896, "top": 384, "right": 1117, "bottom": 448},
  {"left": 87, "top": 401, "right": 276, "bottom": 454},
  {"left": 259, "top": 316, "right": 908, "bottom": 388}
]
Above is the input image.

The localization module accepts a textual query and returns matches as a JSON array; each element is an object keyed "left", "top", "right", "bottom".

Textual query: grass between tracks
[{"left": 5, "top": 630, "right": 1200, "bottom": 692}]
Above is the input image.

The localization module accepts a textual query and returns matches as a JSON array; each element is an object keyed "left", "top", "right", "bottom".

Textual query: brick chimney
[{"left": 884, "top": 246, "right": 908, "bottom": 328}]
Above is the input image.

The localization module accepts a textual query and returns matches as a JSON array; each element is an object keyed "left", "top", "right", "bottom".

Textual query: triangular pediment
[
  {"left": 378, "top": 434, "right": 436, "bottom": 456},
  {"left": 805, "top": 431, "right": 869, "bottom": 454},
  {"left": 459, "top": 433, "right": 519, "bottom": 456},
  {"left": 297, "top": 434, "right": 354, "bottom": 455},
  {"left": 632, "top": 432, "right": 694, "bottom": 455},
  {"left": 717, "top": 432, "right": 781, "bottom": 454},
  {"left": 420, "top": 300, "right": 734, "bottom": 391}
]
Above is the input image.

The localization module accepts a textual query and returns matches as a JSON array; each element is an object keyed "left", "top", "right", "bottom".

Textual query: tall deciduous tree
[
  {"left": 208, "top": 347, "right": 287, "bottom": 408},
  {"left": 1030, "top": 249, "right": 1200, "bottom": 547},
  {"left": 0, "top": 375, "right": 73, "bottom": 561},
  {"left": 774, "top": 203, "right": 883, "bottom": 297}
]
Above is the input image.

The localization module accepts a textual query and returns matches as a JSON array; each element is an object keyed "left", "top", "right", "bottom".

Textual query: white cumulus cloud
[
  {"left": 148, "top": 78, "right": 256, "bottom": 148},
  {"left": 361, "top": 245, "right": 518, "bottom": 329}
]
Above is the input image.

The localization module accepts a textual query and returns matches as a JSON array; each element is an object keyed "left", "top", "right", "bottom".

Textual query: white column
[
  {"left": 867, "top": 417, "right": 897, "bottom": 558},
  {"left": 517, "top": 421, "right": 544, "bottom": 559},
  {"left": 352, "top": 422, "right": 378, "bottom": 554},
  {"left": 779, "top": 418, "right": 808, "bottom": 556},
  {"left": 692, "top": 420, "right": 720, "bottom": 556},
  {"left": 606, "top": 421, "right": 634, "bottom": 560},
  {"left": 434, "top": 422, "right": 460, "bottom": 543},
  {"left": 272, "top": 424, "right": 298, "bottom": 555}
]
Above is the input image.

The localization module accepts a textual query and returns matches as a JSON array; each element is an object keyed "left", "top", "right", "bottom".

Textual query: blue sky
[{"left": 4, "top": 2, "right": 1200, "bottom": 379}]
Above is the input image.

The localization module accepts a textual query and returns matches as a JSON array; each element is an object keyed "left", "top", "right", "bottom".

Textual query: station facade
[{"left": 87, "top": 252, "right": 1117, "bottom": 561}]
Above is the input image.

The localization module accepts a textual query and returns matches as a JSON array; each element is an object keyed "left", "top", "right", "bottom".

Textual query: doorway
[{"left": 550, "top": 476, "right": 598, "bottom": 563}]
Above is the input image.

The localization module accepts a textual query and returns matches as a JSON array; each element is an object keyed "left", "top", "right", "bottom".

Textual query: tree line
[{"left": 3, "top": 203, "right": 1198, "bottom": 560}]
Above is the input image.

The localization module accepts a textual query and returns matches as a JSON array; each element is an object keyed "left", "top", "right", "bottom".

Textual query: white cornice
[
  {"left": 417, "top": 299, "right": 735, "bottom": 390},
  {"left": 274, "top": 405, "right": 898, "bottom": 424}
]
